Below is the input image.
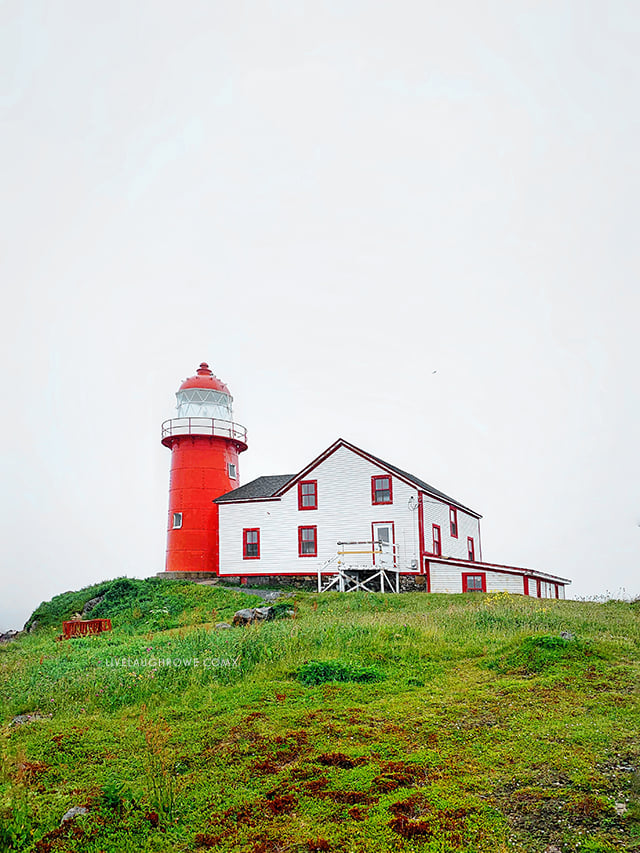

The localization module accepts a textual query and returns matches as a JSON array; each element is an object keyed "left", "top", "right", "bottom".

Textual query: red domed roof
[{"left": 178, "top": 363, "right": 230, "bottom": 394}]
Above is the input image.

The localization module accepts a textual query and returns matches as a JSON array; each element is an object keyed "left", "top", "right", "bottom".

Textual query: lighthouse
[{"left": 161, "top": 363, "right": 248, "bottom": 574}]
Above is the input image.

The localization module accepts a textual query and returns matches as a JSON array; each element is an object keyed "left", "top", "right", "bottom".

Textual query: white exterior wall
[
  {"left": 218, "top": 445, "right": 425, "bottom": 575},
  {"left": 421, "top": 499, "right": 481, "bottom": 561},
  {"left": 430, "top": 563, "right": 526, "bottom": 594}
]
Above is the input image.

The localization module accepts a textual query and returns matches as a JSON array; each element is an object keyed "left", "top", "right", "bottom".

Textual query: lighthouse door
[{"left": 372, "top": 522, "right": 395, "bottom": 567}]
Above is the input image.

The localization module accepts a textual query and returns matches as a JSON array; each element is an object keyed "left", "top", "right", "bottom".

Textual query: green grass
[{"left": 1, "top": 581, "right": 638, "bottom": 852}]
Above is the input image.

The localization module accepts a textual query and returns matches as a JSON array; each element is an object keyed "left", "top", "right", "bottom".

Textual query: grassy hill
[{"left": 0, "top": 578, "right": 638, "bottom": 852}]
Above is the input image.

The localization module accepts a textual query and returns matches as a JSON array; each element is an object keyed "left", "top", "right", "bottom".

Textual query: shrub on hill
[
  {"left": 296, "top": 659, "right": 383, "bottom": 685},
  {"left": 24, "top": 581, "right": 113, "bottom": 630},
  {"left": 488, "top": 634, "right": 602, "bottom": 675}
]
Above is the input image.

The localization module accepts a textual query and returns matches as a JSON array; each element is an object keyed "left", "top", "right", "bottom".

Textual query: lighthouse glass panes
[
  {"left": 298, "top": 480, "right": 317, "bottom": 510},
  {"left": 371, "top": 475, "right": 392, "bottom": 505},
  {"left": 176, "top": 388, "right": 234, "bottom": 420},
  {"left": 172, "top": 512, "right": 183, "bottom": 529},
  {"left": 298, "top": 526, "right": 317, "bottom": 556},
  {"left": 243, "top": 529, "right": 260, "bottom": 559}
]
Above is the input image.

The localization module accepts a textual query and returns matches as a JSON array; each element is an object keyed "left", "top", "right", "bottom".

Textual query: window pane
[
  {"left": 300, "top": 528, "right": 316, "bottom": 554},
  {"left": 244, "top": 530, "right": 259, "bottom": 557}
]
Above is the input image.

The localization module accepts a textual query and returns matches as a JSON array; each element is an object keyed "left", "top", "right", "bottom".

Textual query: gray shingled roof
[{"left": 215, "top": 474, "right": 293, "bottom": 503}]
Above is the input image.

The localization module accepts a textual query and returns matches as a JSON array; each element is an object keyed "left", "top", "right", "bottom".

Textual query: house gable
[{"left": 272, "top": 438, "right": 482, "bottom": 519}]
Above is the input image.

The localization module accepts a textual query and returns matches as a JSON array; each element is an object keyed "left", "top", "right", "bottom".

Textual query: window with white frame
[
  {"left": 228, "top": 462, "right": 237, "bottom": 479},
  {"left": 172, "top": 512, "right": 183, "bottom": 529}
]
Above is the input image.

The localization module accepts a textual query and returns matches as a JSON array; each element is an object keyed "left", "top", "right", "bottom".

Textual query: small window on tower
[
  {"left": 172, "top": 512, "right": 183, "bottom": 529},
  {"left": 228, "top": 463, "right": 237, "bottom": 480}
]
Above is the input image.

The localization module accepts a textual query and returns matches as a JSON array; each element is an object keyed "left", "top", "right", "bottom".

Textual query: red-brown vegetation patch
[
  {"left": 244, "top": 712, "right": 267, "bottom": 723},
  {"left": 252, "top": 758, "right": 281, "bottom": 774},
  {"left": 303, "top": 776, "right": 330, "bottom": 793},
  {"left": 371, "top": 759, "right": 425, "bottom": 792},
  {"left": 210, "top": 801, "right": 258, "bottom": 829},
  {"left": 265, "top": 793, "right": 297, "bottom": 815},
  {"left": 16, "top": 760, "right": 49, "bottom": 783},
  {"left": 275, "top": 729, "right": 308, "bottom": 746},
  {"left": 195, "top": 832, "right": 224, "bottom": 848},
  {"left": 34, "top": 821, "right": 86, "bottom": 853},
  {"left": 305, "top": 839, "right": 331, "bottom": 852},
  {"left": 316, "top": 752, "right": 363, "bottom": 768},
  {"left": 567, "top": 793, "right": 610, "bottom": 822},
  {"left": 388, "top": 795, "right": 473, "bottom": 846},
  {"left": 326, "top": 790, "right": 374, "bottom": 805},
  {"left": 348, "top": 806, "right": 366, "bottom": 820}
]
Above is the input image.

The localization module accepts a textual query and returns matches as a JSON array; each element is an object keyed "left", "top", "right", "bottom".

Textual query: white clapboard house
[{"left": 215, "top": 438, "right": 570, "bottom": 597}]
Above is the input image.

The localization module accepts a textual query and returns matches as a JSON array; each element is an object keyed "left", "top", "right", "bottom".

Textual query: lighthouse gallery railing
[{"left": 161, "top": 417, "right": 247, "bottom": 444}]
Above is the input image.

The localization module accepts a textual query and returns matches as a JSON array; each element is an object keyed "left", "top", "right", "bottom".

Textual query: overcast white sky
[{"left": 1, "top": 1, "right": 639, "bottom": 630}]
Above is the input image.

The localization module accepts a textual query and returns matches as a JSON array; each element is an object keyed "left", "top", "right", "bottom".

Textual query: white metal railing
[
  {"left": 317, "top": 540, "right": 401, "bottom": 593},
  {"left": 336, "top": 539, "right": 398, "bottom": 567},
  {"left": 161, "top": 417, "right": 247, "bottom": 445}
]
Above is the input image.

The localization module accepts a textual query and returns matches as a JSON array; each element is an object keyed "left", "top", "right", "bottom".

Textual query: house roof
[
  {"left": 215, "top": 474, "right": 294, "bottom": 503},
  {"left": 365, "top": 451, "right": 480, "bottom": 517},
  {"left": 216, "top": 438, "right": 481, "bottom": 518}
]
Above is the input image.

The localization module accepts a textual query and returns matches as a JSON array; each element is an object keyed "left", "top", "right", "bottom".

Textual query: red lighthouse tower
[{"left": 161, "top": 363, "right": 248, "bottom": 574}]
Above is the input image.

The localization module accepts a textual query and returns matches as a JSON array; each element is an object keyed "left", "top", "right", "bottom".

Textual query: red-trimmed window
[
  {"left": 462, "top": 572, "right": 486, "bottom": 592},
  {"left": 298, "top": 480, "right": 318, "bottom": 510},
  {"left": 449, "top": 506, "right": 458, "bottom": 538},
  {"left": 467, "top": 537, "right": 475, "bottom": 561},
  {"left": 298, "top": 525, "right": 317, "bottom": 557},
  {"left": 243, "top": 528, "right": 260, "bottom": 559},
  {"left": 432, "top": 524, "right": 441, "bottom": 557},
  {"left": 372, "top": 475, "right": 392, "bottom": 505}
]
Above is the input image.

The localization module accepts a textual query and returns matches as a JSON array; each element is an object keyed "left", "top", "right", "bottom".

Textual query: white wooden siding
[
  {"left": 421, "top": 498, "right": 481, "bottom": 561},
  {"left": 430, "top": 564, "right": 526, "bottom": 594},
  {"left": 218, "top": 445, "right": 425, "bottom": 575}
]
